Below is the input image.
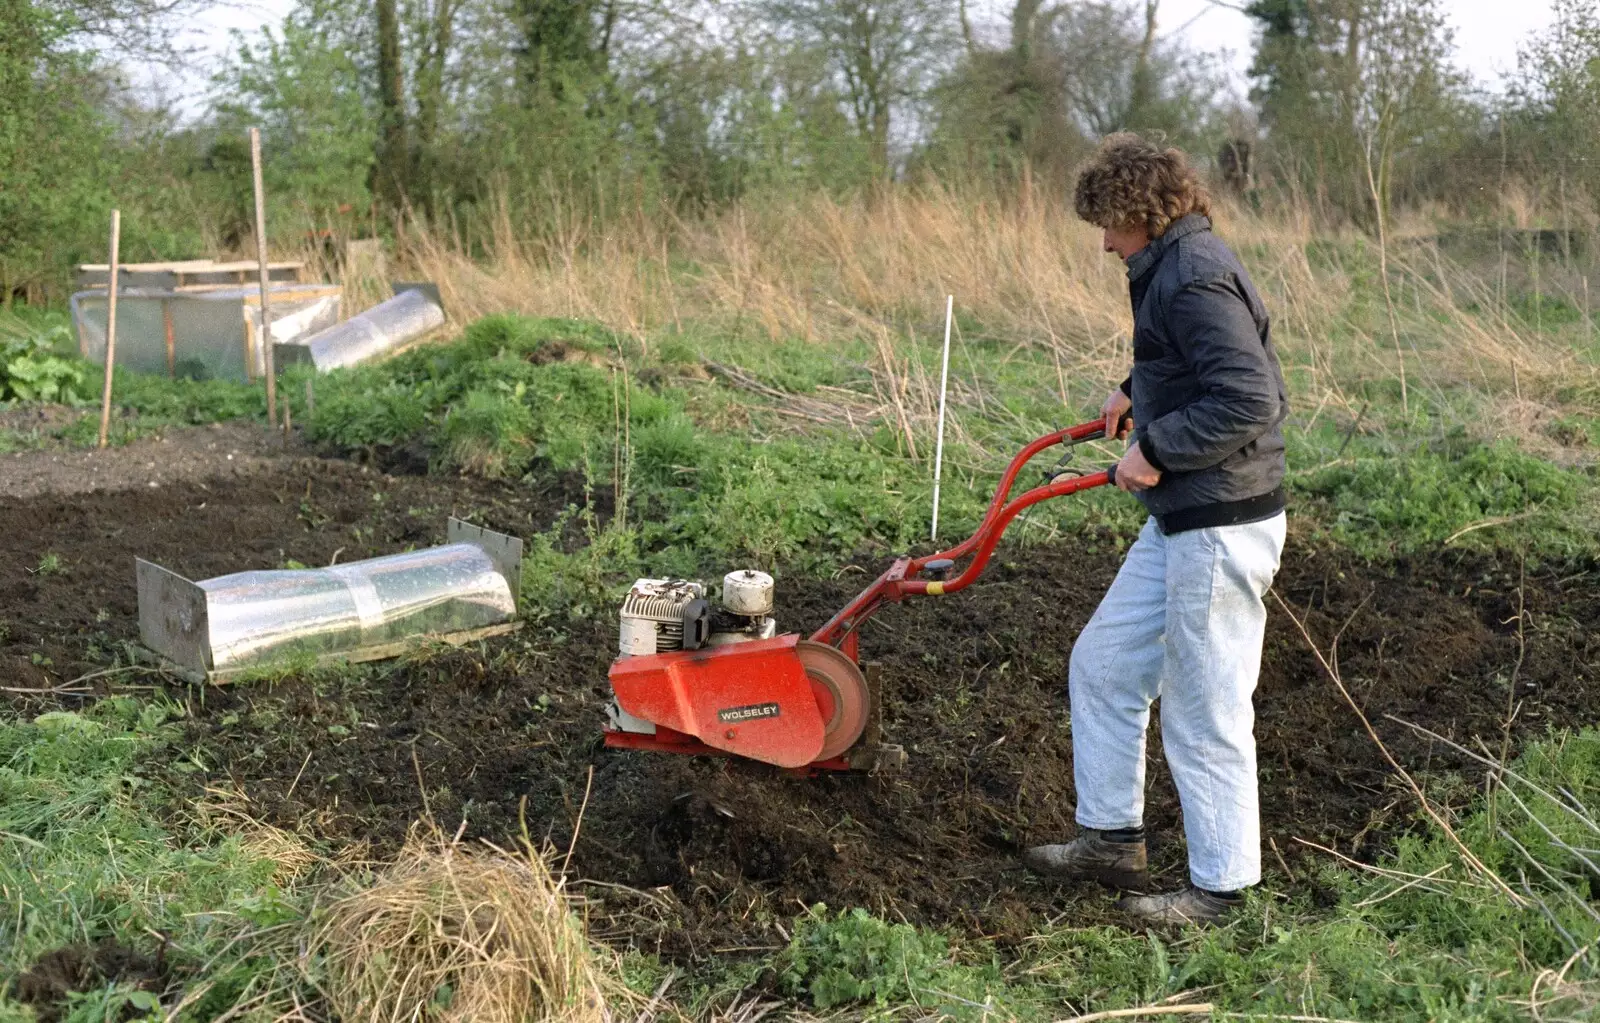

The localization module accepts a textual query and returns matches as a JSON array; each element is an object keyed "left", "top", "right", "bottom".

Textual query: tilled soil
[
  {"left": 5, "top": 449, "right": 1598, "bottom": 962},
  {"left": 1, "top": 420, "right": 303, "bottom": 500},
  {"left": 12, "top": 940, "right": 167, "bottom": 1023},
  {"left": 171, "top": 534, "right": 1600, "bottom": 958},
  {"left": 0, "top": 453, "right": 585, "bottom": 700}
]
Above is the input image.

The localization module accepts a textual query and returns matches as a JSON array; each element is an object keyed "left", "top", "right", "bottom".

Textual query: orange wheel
[{"left": 796, "top": 640, "right": 871, "bottom": 761}]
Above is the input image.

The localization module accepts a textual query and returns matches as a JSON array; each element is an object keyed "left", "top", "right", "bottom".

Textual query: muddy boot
[
  {"left": 1116, "top": 887, "right": 1241, "bottom": 927},
  {"left": 1021, "top": 829, "right": 1149, "bottom": 891}
]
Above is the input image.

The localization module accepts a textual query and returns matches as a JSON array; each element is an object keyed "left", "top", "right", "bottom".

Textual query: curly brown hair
[{"left": 1073, "top": 133, "right": 1212, "bottom": 239}]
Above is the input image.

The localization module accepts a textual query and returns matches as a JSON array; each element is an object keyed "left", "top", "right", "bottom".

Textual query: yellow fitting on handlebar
[{"left": 925, "top": 581, "right": 945, "bottom": 596}]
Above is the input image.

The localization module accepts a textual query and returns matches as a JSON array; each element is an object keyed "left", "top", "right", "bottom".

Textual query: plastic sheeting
[
  {"left": 72, "top": 284, "right": 341, "bottom": 382},
  {"left": 137, "top": 519, "right": 522, "bottom": 675},
  {"left": 200, "top": 545, "right": 513, "bottom": 669},
  {"left": 274, "top": 286, "right": 445, "bottom": 371}
]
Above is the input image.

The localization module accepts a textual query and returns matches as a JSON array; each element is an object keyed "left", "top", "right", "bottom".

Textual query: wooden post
[
  {"left": 162, "top": 298, "right": 176, "bottom": 378},
  {"left": 250, "top": 127, "right": 277, "bottom": 426},
  {"left": 97, "top": 210, "right": 121, "bottom": 449}
]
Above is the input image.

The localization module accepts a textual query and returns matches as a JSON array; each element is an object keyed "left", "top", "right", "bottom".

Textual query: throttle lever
[{"left": 1043, "top": 411, "right": 1132, "bottom": 483}]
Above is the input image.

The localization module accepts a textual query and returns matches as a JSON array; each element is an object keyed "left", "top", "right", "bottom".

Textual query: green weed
[
  {"left": 0, "top": 699, "right": 302, "bottom": 1017},
  {"left": 306, "top": 376, "right": 428, "bottom": 449},
  {"left": 519, "top": 509, "right": 645, "bottom": 621},
  {"left": 1292, "top": 429, "right": 1593, "bottom": 555},
  {"left": 11, "top": 309, "right": 1597, "bottom": 570},
  {"left": 778, "top": 905, "right": 984, "bottom": 1009}
]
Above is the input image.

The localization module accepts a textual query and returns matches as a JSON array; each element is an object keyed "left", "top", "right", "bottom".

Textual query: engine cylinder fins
[
  {"left": 795, "top": 640, "right": 871, "bottom": 761},
  {"left": 619, "top": 578, "right": 706, "bottom": 620},
  {"left": 618, "top": 578, "right": 708, "bottom": 655}
]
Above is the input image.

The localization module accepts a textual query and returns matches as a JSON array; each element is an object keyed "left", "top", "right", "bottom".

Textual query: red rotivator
[{"left": 603, "top": 419, "right": 1118, "bottom": 770}]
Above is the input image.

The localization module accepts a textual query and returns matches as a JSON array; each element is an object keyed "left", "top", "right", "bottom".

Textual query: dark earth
[
  {"left": 1, "top": 420, "right": 302, "bottom": 500},
  {"left": 11, "top": 940, "right": 167, "bottom": 1023},
  {"left": 4, "top": 448, "right": 1599, "bottom": 970}
]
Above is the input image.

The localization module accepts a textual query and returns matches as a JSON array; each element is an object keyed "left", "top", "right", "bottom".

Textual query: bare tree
[
  {"left": 1509, "top": 0, "right": 1600, "bottom": 198},
  {"left": 42, "top": 0, "right": 211, "bottom": 61},
  {"left": 1048, "top": 0, "right": 1220, "bottom": 139},
  {"left": 751, "top": 0, "right": 958, "bottom": 177},
  {"left": 376, "top": 0, "right": 411, "bottom": 204},
  {"left": 410, "top": 0, "right": 465, "bottom": 155},
  {"left": 1248, "top": 0, "right": 1466, "bottom": 221},
  {"left": 1356, "top": 0, "right": 1462, "bottom": 220},
  {"left": 1128, "top": 0, "right": 1159, "bottom": 126}
]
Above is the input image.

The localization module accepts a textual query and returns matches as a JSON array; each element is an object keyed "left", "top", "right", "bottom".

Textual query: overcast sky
[
  {"left": 150, "top": 0, "right": 1557, "bottom": 116},
  {"left": 1169, "top": 0, "right": 1555, "bottom": 90}
]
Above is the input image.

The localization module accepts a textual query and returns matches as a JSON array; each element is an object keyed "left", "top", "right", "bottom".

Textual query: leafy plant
[
  {"left": 0, "top": 323, "right": 88, "bottom": 404},
  {"left": 779, "top": 905, "right": 950, "bottom": 1008}
]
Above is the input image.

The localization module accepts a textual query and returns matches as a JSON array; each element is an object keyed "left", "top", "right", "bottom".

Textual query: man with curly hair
[{"left": 1022, "top": 133, "right": 1289, "bottom": 926}]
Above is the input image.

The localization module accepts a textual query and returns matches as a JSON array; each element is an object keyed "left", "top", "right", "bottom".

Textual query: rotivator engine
[
  {"left": 603, "top": 568, "right": 872, "bottom": 767},
  {"left": 608, "top": 570, "right": 779, "bottom": 734}
]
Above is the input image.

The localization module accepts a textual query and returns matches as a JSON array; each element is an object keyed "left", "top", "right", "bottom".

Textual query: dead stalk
[
  {"left": 1270, "top": 590, "right": 1527, "bottom": 905},
  {"left": 1384, "top": 717, "right": 1600, "bottom": 835},
  {"left": 1292, "top": 837, "right": 1487, "bottom": 893},
  {"left": 1488, "top": 555, "right": 1529, "bottom": 831},
  {"left": 1054, "top": 1004, "right": 1213, "bottom": 1023}
]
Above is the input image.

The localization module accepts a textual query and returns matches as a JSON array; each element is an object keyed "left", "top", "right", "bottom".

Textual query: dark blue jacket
[{"left": 1120, "top": 214, "right": 1288, "bottom": 533}]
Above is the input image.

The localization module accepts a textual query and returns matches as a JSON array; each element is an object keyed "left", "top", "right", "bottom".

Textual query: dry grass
[
  {"left": 192, "top": 784, "right": 322, "bottom": 885},
  {"left": 308, "top": 830, "right": 613, "bottom": 1023},
  {"left": 377, "top": 184, "right": 1589, "bottom": 409},
  {"left": 399, "top": 182, "right": 1135, "bottom": 378}
]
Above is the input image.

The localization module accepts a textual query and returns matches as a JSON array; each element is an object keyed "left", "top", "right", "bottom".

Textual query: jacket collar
[{"left": 1125, "top": 214, "right": 1211, "bottom": 282}]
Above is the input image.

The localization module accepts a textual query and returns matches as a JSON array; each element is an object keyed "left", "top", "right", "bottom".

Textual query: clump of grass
[
  {"left": 0, "top": 699, "right": 303, "bottom": 1018},
  {"left": 309, "top": 835, "right": 610, "bottom": 1023},
  {"left": 441, "top": 386, "right": 536, "bottom": 478},
  {"left": 192, "top": 786, "right": 321, "bottom": 887}
]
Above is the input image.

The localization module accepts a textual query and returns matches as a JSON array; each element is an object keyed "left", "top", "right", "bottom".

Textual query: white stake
[{"left": 931, "top": 294, "right": 954, "bottom": 542}]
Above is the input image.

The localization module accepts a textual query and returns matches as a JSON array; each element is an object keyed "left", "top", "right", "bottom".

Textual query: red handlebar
[{"left": 810, "top": 419, "right": 1118, "bottom": 650}]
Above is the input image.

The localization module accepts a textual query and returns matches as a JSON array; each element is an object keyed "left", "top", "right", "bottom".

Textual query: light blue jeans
[{"left": 1069, "top": 512, "right": 1286, "bottom": 891}]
